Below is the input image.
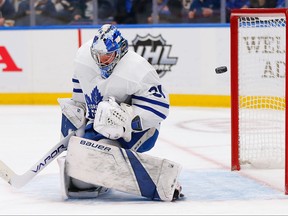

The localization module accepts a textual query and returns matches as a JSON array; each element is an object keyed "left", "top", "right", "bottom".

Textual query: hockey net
[{"left": 230, "top": 9, "right": 288, "bottom": 194}]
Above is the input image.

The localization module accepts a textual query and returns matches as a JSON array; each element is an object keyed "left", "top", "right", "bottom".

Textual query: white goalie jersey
[{"left": 71, "top": 39, "right": 170, "bottom": 131}]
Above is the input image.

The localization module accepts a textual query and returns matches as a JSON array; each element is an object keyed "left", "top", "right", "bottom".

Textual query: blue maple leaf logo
[{"left": 84, "top": 87, "right": 103, "bottom": 119}]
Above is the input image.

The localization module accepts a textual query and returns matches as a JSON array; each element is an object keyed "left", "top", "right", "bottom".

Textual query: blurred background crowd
[{"left": 0, "top": 0, "right": 287, "bottom": 27}]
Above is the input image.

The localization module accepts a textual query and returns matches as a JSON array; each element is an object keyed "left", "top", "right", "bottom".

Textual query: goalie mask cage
[{"left": 230, "top": 8, "right": 288, "bottom": 194}]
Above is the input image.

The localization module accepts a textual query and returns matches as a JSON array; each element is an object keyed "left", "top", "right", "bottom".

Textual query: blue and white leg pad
[{"left": 65, "top": 136, "right": 182, "bottom": 201}]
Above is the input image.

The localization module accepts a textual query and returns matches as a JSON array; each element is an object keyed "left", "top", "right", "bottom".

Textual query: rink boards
[{"left": 0, "top": 24, "right": 230, "bottom": 107}]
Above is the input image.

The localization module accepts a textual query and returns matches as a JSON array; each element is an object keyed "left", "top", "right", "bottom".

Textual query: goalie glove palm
[{"left": 94, "top": 97, "right": 142, "bottom": 142}]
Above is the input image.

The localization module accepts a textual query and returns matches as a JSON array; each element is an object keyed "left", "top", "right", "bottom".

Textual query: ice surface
[{"left": 0, "top": 106, "right": 287, "bottom": 215}]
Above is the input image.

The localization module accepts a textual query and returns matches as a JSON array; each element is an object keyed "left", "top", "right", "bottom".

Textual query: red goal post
[{"left": 230, "top": 8, "right": 288, "bottom": 194}]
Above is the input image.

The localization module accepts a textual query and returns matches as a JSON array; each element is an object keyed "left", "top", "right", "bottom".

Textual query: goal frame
[{"left": 230, "top": 8, "right": 288, "bottom": 194}]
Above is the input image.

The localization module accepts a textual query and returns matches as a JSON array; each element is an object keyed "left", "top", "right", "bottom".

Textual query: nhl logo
[{"left": 130, "top": 34, "right": 178, "bottom": 77}]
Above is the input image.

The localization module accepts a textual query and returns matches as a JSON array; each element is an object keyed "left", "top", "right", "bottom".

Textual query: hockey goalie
[{"left": 57, "top": 24, "right": 183, "bottom": 201}]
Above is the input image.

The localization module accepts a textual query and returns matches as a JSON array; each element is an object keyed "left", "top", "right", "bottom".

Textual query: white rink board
[{"left": 0, "top": 26, "right": 230, "bottom": 95}]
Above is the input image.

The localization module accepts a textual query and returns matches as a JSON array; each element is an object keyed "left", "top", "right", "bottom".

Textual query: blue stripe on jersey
[
  {"left": 132, "top": 95, "right": 169, "bottom": 108},
  {"left": 73, "top": 88, "right": 83, "bottom": 93},
  {"left": 72, "top": 78, "right": 79, "bottom": 83},
  {"left": 134, "top": 104, "right": 167, "bottom": 119},
  {"left": 124, "top": 149, "right": 160, "bottom": 200}
]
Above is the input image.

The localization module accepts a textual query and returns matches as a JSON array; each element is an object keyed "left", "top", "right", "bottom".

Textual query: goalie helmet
[{"left": 90, "top": 24, "right": 128, "bottom": 79}]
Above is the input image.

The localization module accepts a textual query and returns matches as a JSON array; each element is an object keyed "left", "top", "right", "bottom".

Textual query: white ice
[{"left": 0, "top": 106, "right": 288, "bottom": 215}]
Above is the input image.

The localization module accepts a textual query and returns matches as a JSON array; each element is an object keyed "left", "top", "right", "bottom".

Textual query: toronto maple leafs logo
[{"left": 85, "top": 87, "right": 103, "bottom": 119}]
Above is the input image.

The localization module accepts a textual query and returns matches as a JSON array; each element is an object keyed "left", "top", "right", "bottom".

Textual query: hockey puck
[{"left": 215, "top": 66, "right": 228, "bottom": 74}]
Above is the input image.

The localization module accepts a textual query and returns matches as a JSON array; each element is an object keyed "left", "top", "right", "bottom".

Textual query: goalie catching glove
[{"left": 93, "top": 97, "right": 143, "bottom": 142}]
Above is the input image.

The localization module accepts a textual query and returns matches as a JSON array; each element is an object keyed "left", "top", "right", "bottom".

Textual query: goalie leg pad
[
  {"left": 57, "top": 156, "right": 109, "bottom": 199},
  {"left": 65, "top": 136, "right": 182, "bottom": 201}
]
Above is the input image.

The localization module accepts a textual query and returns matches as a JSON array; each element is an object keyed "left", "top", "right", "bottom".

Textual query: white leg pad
[
  {"left": 65, "top": 136, "right": 182, "bottom": 201},
  {"left": 57, "top": 156, "right": 70, "bottom": 200},
  {"left": 57, "top": 156, "right": 109, "bottom": 199}
]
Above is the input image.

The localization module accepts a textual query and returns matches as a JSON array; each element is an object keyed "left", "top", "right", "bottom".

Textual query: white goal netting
[{"left": 238, "top": 15, "right": 286, "bottom": 168}]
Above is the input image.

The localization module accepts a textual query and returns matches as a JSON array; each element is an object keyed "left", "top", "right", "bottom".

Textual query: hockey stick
[{"left": 0, "top": 132, "right": 75, "bottom": 188}]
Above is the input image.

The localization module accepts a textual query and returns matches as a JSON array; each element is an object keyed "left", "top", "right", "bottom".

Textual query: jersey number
[{"left": 149, "top": 85, "right": 166, "bottom": 98}]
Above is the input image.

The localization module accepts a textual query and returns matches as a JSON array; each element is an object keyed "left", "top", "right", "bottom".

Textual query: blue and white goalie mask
[{"left": 90, "top": 24, "right": 128, "bottom": 79}]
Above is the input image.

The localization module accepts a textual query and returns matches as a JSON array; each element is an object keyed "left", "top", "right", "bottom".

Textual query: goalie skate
[
  {"left": 172, "top": 182, "right": 184, "bottom": 201},
  {"left": 67, "top": 178, "right": 110, "bottom": 199}
]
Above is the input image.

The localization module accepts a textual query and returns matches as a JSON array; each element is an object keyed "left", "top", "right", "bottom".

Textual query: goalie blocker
[{"left": 59, "top": 136, "right": 182, "bottom": 201}]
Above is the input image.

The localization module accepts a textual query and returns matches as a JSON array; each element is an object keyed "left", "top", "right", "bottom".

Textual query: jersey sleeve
[
  {"left": 131, "top": 71, "right": 170, "bottom": 131},
  {"left": 72, "top": 72, "right": 85, "bottom": 103},
  {"left": 71, "top": 39, "right": 94, "bottom": 104}
]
